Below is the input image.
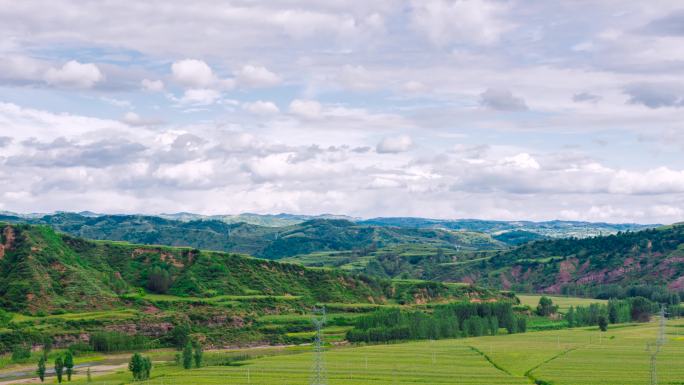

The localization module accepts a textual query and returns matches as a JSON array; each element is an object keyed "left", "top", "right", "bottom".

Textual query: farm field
[
  {"left": 517, "top": 294, "right": 607, "bottom": 312},
  {"left": 60, "top": 318, "right": 684, "bottom": 385}
]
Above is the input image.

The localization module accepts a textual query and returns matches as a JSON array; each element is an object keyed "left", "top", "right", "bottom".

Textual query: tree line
[
  {"left": 565, "top": 296, "right": 657, "bottom": 328},
  {"left": 346, "top": 302, "right": 526, "bottom": 343}
]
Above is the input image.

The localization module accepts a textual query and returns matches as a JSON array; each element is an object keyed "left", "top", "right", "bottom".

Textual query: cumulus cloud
[
  {"left": 243, "top": 100, "right": 280, "bottom": 115},
  {"left": 171, "top": 59, "right": 216, "bottom": 88},
  {"left": 479, "top": 88, "right": 528, "bottom": 111},
  {"left": 44, "top": 60, "right": 103, "bottom": 88},
  {"left": 235, "top": 65, "right": 281, "bottom": 87},
  {"left": 410, "top": 0, "right": 513, "bottom": 46},
  {"left": 141, "top": 78, "right": 164, "bottom": 92},
  {"left": 289, "top": 99, "right": 323, "bottom": 119},
  {"left": 376, "top": 135, "right": 413, "bottom": 154},
  {"left": 176, "top": 89, "right": 222, "bottom": 105}
]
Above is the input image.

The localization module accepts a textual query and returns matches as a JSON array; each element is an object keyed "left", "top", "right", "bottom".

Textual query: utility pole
[
  {"left": 311, "top": 305, "right": 327, "bottom": 385},
  {"left": 646, "top": 306, "right": 667, "bottom": 385}
]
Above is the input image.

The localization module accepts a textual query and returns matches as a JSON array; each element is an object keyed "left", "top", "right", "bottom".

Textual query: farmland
[{"left": 52, "top": 317, "right": 684, "bottom": 385}]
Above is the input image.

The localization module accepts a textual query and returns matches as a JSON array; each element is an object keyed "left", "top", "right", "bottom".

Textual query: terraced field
[{"left": 63, "top": 318, "right": 684, "bottom": 385}]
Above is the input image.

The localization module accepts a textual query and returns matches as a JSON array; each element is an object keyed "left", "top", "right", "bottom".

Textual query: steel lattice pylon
[
  {"left": 646, "top": 306, "right": 667, "bottom": 385},
  {"left": 310, "top": 305, "right": 327, "bottom": 385}
]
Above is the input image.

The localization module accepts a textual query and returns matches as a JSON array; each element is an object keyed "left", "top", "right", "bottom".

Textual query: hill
[
  {"left": 0, "top": 213, "right": 507, "bottom": 259},
  {"left": 0, "top": 223, "right": 500, "bottom": 314},
  {"left": 359, "top": 217, "right": 655, "bottom": 238},
  {"left": 440, "top": 224, "right": 684, "bottom": 294}
]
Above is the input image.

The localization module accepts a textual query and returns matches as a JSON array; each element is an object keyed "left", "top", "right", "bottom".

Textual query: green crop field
[
  {"left": 517, "top": 294, "right": 607, "bottom": 312},
  {"left": 62, "top": 318, "right": 684, "bottom": 385}
]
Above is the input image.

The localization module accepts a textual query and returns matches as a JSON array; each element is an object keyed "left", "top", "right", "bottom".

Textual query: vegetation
[
  {"left": 57, "top": 318, "right": 684, "bottom": 385},
  {"left": 346, "top": 302, "right": 525, "bottom": 343},
  {"left": 37, "top": 354, "right": 46, "bottom": 382},
  {"left": 444, "top": 224, "right": 684, "bottom": 293},
  {"left": 182, "top": 342, "right": 193, "bottom": 369},
  {"left": 54, "top": 355, "right": 64, "bottom": 383},
  {"left": 64, "top": 350, "right": 74, "bottom": 381},
  {"left": 535, "top": 296, "right": 558, "bottom": 316},
  {"left": 128, "top": 353, "right": 152, "bottom": 381}
]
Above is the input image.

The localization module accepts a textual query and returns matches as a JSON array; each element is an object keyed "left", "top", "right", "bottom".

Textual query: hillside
[
  {"left": 360, "top": 217, "right": 656, "bottom": 238},
  {"left": 440, "top": 224, "right": 684, "bottom": 294},
  {"left": 0, "top": 223, "right": 500, "bottom": 314},
  {"left": 0, "top": 213, "right": 507, "bottom": 259}
]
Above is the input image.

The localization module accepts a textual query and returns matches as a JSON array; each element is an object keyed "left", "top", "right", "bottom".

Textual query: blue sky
[{"left": 1, "top": 0, "right": 684, "bottom": 223}]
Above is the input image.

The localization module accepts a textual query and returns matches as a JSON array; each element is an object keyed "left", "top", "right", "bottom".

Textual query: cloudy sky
[{"left": 1, "top": 0, "right": 683, "bottom": 223}]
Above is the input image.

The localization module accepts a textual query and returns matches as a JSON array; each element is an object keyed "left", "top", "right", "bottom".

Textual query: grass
[
  {"left": 60, "top": 317, "right": 684, "bottom": 385},
  {"left": 517, "top": 294, "right": 607, "bottom": 312},
  {"left": 11, "top": 309, "right": 140, "bottom": 323}
]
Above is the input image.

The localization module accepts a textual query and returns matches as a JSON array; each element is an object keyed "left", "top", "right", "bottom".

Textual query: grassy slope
[
  {"left": 438, "top": 224, "right": 684, "bottom": 292},
  {"left": 0, "top": 223, "right": 501, "bottom": 314}
]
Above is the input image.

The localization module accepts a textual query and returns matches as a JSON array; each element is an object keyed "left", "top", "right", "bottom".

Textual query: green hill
[
  {"left": 0, "top": 223, "right": 499, "bottom": 314},
  {"left": 2, "top": 213, "right": 507, "bottom": 259},
  {"left": 440, "top": 224, "right": 684, "bottom": 294}
]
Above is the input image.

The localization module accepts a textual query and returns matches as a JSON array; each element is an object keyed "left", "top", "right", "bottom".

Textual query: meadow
[
  {"left": 516, "top": 294, "right": 607, "bottom": 312},
  {"left": 58, "top": 317, "right": 684, "bottom": 385}
]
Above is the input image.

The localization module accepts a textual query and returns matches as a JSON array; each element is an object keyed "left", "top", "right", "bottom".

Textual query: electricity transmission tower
[
  {"left": 646, "top": 306, "right": 667, "bottom": 385},
  {"left": 311, "top": 305, "right": 327, "bottom": 385}
]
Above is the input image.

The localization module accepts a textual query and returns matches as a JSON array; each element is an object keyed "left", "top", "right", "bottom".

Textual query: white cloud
[
  {"left": 289, "top": 99, "right": 323, "bottom": 119},
  {"left": 141, "top": 78, "right": 164, "bottom": 92},
  {"left": 410, "top": 0, "right": 513, "bottom": 46},
  {"left": 243, "top": 100, "right": 280, "bottom": 115},
  {"left": 175, "top": 89, "right": 222, "bottom": 105},
  {"left": 501, "top": 153, "right": 540, "bottom": 170},
  {"left": 376, "top": 135, "right": 413, "bottom": 154},
  {"left": 236, "top": 65, "right": 281, "bottom": 87},
  {"left": 44, "top": 60, "right": 103, "bottom": 88},
  {"left": 171, "top": 59, "right": 216, "bottom": 88}
]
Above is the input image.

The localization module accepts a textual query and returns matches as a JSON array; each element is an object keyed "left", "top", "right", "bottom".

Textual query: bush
[{"left": 11, "top": 344, "right": 31, "bottom": 362}]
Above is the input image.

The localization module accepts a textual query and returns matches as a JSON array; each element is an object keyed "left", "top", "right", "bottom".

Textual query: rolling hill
[
  {"left": 438, "top": 224, "right": 684, "bottom": 294},
  {"left": 0, "top": 213, "right": 507, "bottom": 259},
  {"left": 0, "top": 222, "right": 500, "bottom": 314}
]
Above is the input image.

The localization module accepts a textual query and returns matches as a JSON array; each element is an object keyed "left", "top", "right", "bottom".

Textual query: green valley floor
[{"left": 47, "top": 317, "right": 684, "bottom": 385}]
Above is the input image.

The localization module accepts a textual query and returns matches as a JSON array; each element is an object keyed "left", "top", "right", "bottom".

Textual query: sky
[{"left": 0, "top": 0, "right": 683, "bottom": 223}]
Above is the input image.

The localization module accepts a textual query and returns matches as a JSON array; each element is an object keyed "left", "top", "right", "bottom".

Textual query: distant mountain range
[
  {"left": 0, "top": 211, "right": 656, "bottom": 237},
  {"left": 0, "top": 213, "right": 506, "bottom": 259}
]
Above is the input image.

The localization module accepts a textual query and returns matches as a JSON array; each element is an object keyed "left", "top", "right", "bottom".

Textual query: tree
[
  {"left": 598, "top": 315, "right": 608, "bottom": 332},
  {"left": 147, "top": 266, "right": 172, "bottom": 294},
  {"left": 630, "top": 296, "right": 652, "bottom": 322},
  {"left": 55, "top": 356, "right": 64, "bottom": 384},
  {"left": 536, "top": 296, "right": 558, "bottom": 317},
  {"left": 64, "top": 350, "right": 74, "bottom": 381},
  {"left": 37, "top": 355, "right": 46, "bottom": 382},
  {"left": 0, "top": 309, "right": 12, "bottom": 327},
  {"left": 168, "top": 324, "right": 191, "bottom": 349},
  {"left": 11, "top": 344, "right": 31, "bottom": 362},
  {"left": 182, "top": 342, "right": 193, "bottom": 369},
  {"left": 142, "top": 356, "right": 152, "bottom": 380},
  {"left": 566, "top": 306, "right": 576, "bottom": 328},
  {"left": 608, "top": 299, "right": 619, "bottom": 324},
  {"left": 129, "top": 353, "right": 143, "bottom": 381},
  {"left": 193, "top": 341, "right": 203, "bottom": 368}
]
